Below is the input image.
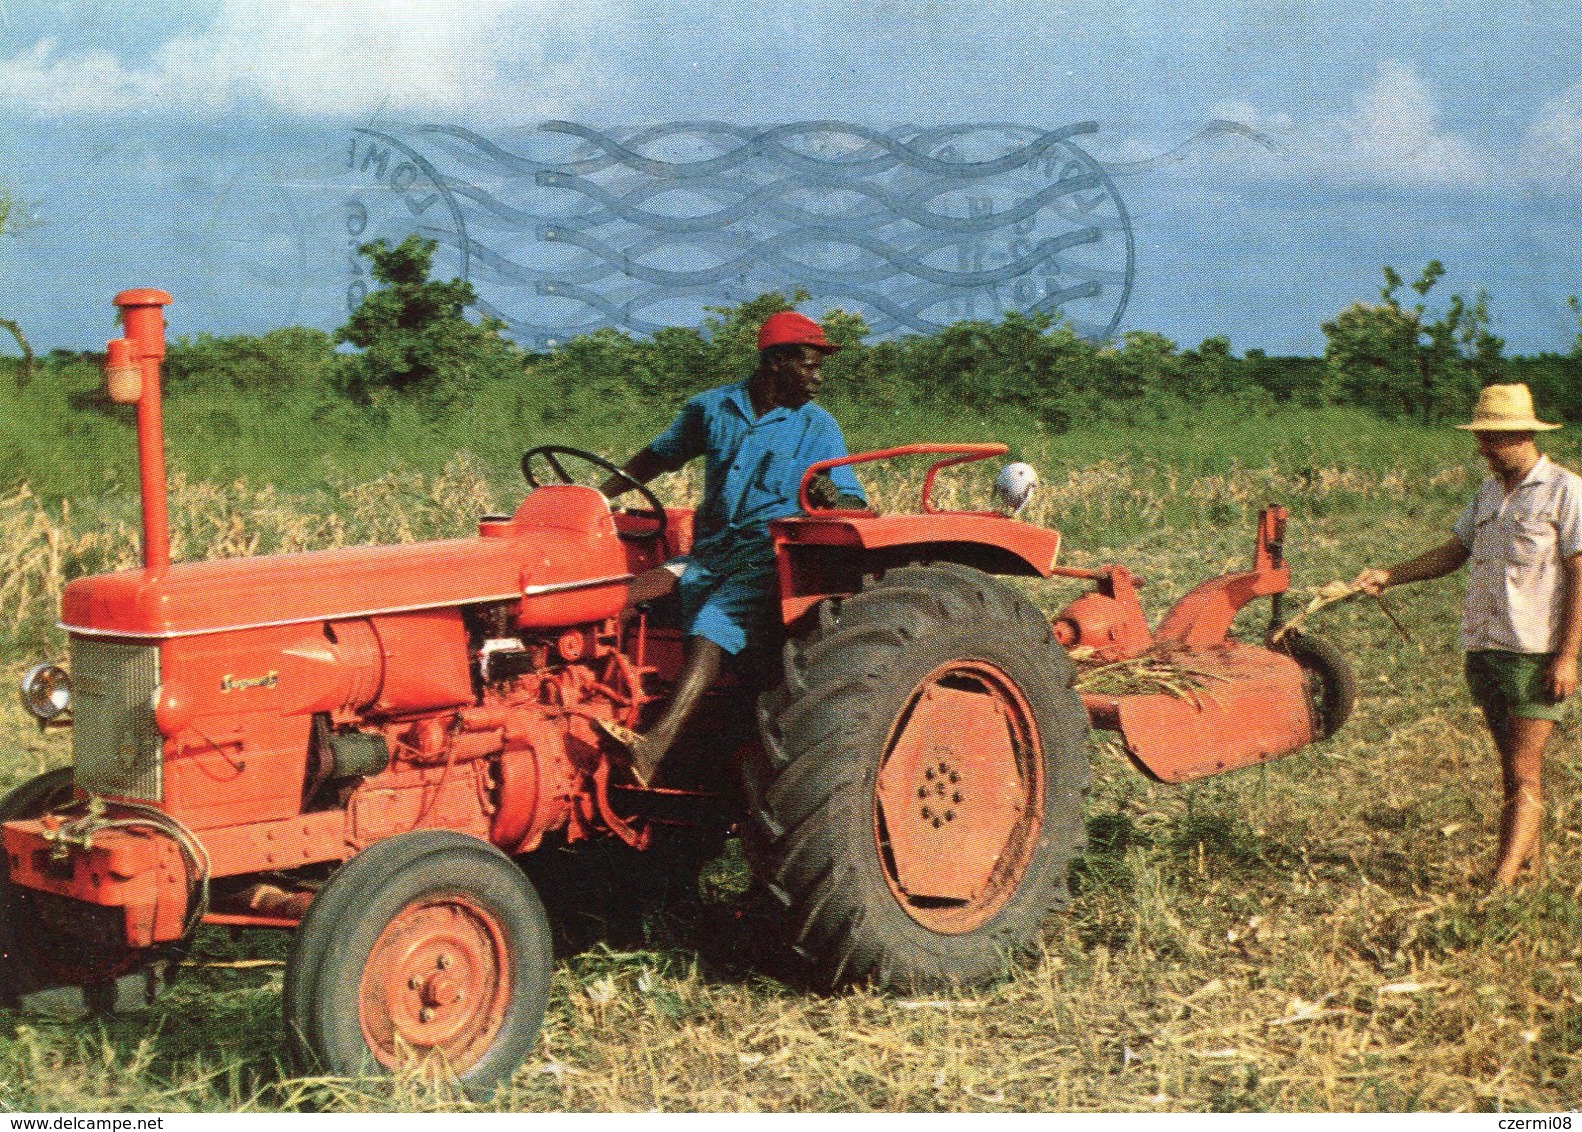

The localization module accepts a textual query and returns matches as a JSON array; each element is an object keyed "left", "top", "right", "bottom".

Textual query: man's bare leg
[
  {"left": 606, "top": 637, "right": 723, "bottom": 786},
  {"left": 1490, "top": 715, "right": 1550, "bottom": 888}
]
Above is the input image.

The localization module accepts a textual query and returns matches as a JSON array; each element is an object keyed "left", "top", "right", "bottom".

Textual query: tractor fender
[{"left": 770, "top": 513, "right": 1060, "bottom": 628}]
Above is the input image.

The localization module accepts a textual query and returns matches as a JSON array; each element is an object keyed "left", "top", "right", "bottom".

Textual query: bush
[
  {"left": 165, "top": 327, "right": 341, "bottom": 393},
  {"left": 1320, "top": 262, "right": 1494, "bottom": 424}
]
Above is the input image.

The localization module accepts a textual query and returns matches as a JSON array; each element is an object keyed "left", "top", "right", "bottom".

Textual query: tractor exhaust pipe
[{"left": 106, "top": 289, "right": 173, "bottom": 573}]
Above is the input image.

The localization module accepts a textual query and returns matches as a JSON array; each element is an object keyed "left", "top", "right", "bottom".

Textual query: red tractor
[{"left": 2, "top": 291, "right": 1351, "bottom": 1099}]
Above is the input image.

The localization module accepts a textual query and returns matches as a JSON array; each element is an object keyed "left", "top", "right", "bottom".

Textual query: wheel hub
[
  {"left": 420, "top": 971, "right": 463, "bottom": 1010},
  {"left": 360, "top": 897, "right": 510, "bottom": 1072},
  {"left": 917, "top": 756, "right": 965, "bottom": 828},
  {"left": 875, "top": 661, "right": 1044, "bottom": 933}
]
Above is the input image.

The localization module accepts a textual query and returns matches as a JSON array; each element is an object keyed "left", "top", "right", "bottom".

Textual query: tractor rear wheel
[
  {"left": 744, "top": 563, "right": 1089, "bottom": 991},
  {"left": 283, "top": 830, "right": 553, "bottom": 1101}
]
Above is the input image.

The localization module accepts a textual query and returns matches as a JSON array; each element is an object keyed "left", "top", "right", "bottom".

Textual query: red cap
[{"left": 757, "top": 310, "right": 840, "bottom": 353}]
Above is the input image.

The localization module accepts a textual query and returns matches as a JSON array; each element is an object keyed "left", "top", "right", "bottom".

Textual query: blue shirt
[{"left": 647, "top": 381, "right": 865, "bottom": 564}]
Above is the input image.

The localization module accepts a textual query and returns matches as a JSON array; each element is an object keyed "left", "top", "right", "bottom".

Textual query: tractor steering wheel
[{"left": 520, "top": 444, "right": 668, "bottom": 543}]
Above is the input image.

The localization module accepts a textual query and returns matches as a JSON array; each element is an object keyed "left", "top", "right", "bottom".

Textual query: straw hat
[{"left": 1454, "top": 383, "right": 1562, "bottom": 432}]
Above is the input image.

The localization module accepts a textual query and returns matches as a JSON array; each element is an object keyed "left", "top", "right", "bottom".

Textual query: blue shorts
[{"left": 677, "top": 546, "right": 777, "bottom": 656}]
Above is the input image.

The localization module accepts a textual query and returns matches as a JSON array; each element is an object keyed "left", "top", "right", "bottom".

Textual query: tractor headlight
[{"left": 20, "top": 663, "right": 71, "bottom": 722}]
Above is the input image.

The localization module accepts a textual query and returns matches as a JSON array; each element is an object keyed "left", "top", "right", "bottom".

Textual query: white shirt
[{"left": 1453, "top": 455, "right": 1582, "bottom": 653}]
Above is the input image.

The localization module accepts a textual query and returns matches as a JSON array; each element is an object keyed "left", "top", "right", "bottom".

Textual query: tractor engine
[{"left": 7, "top": 596, "right": 657, "bottom": 978}]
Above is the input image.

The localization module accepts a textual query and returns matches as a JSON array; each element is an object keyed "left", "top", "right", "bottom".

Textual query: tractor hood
[{"left": 61, "top": 486, "right": 634, "bottom": 640}]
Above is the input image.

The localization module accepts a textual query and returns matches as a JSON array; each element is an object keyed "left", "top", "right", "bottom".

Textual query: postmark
[
  {"left": 198, "top": 119, "right": 1277, "bottom": 347},
  {"left": 357, "top": 120, "right": 1138, "bottom": 346}
]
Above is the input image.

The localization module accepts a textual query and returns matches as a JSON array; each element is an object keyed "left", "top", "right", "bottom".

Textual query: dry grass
[{"left": 2, "top": 443, "right": 1580, "bottom": 1112}]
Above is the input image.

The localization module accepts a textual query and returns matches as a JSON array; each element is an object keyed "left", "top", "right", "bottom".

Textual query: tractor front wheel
[
  {"left": 283, "top": 830, "right": 553, "bottom": 1101},
  {"left": 745, "top": 563, "right": 1090, "bottom": 991}
]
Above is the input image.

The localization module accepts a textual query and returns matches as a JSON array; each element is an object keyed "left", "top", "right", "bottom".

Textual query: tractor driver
[{"left": 596, "top": 311, "right": 868, "bottom": 786}]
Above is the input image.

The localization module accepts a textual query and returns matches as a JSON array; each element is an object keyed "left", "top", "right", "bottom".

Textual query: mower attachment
[
  {"left": 1061, "top": 506, "right": 1348, "bottom": 782},
  {"left": 1081, "top": 643, "right": 1313, "bottom": 783}
]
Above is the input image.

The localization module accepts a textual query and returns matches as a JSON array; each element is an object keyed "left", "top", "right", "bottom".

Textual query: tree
[
  {"left": 165, "top": 327, "right": 341, "bottom": 392},
  {"left": 1321, "top": 261, "right": 1495, "bottom": 423},
  {"left": 335, "top": 235, "right": 523, "bottom": 403},
  {"left": 1, "top": 184, "right": 41, "bottom": 389}
]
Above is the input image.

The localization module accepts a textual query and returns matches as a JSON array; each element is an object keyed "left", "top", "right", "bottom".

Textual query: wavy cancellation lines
[{"left": 402, "top": 121, "right": 1136, "bottom": 347}]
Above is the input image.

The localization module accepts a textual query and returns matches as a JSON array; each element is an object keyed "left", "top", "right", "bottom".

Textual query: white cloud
[
  {"left": 1522, "top": 84, "right": 1582, "bottom": 189},
  {"left": 0, "top": 1, "right": 600, "bottom": 121},
  {"left": 1132, "top": 62, "right": 1495, "bottom": 188},
  {"left": 0, "top": 38, "right": 157, "bottom": 115},
  {"left": 1330, "top": 60, "right": 1489, "bottom": 185}
]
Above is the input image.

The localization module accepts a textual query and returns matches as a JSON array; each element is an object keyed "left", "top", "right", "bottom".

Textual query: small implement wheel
[
  {"left": 1277, "top": 630, "right": 1356, "bottom": 740},
  {"left": 745, "top": 563, "right": 1090, "bottom": 991},
  {"left": 284, "top": 831, "right": 553, "bottom": 1101}
]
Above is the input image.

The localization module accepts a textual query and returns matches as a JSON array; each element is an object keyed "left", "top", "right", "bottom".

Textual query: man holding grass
[{"left": 1355, "top": 383, "right": 1582, "bottom": 890}]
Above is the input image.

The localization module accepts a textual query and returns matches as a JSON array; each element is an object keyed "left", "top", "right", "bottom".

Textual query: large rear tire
[
  {"left": 744, "top": 563, "right": 1090, "bottom": 991},
  {"left": 284, "top": 831, "right": 553, "bottom": 1102}
]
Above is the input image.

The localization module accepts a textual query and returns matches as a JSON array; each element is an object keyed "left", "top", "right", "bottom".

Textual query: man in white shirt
[{"left": 1355, "top": 384, "right": 1582, "bottom": 890}]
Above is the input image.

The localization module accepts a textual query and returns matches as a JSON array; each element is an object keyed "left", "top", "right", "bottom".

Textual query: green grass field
[{"left": 1, "top": 384, "right": 1578, "bottom": 1112}]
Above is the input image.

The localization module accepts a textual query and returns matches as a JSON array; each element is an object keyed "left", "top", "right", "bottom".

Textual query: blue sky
[{"left": 2, "top": 1, "right": 1581, "bottom": 355}]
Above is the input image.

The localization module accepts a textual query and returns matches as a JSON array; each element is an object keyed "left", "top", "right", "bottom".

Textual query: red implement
[
  {"left": 1057, "top": 505, "right": 1342, "bottom": 781},
  {"left": 1081, "top": 643, "right": 1313, "bottom": 783}
]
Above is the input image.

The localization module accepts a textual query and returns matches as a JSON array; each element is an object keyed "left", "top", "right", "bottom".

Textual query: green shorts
[{"left": 1464, "top": 649, "right": 1570, "bottom": 724}]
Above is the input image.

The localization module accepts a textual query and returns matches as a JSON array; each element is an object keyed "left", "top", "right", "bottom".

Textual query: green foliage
[
  {"left": 883, "top": 311, "right": 1083, "bottom": 426},
  {"left": 11, "top": 256, "right": 1582, "bottom": 505},
  {"left": 1321, "top": 262, "right": 1497, "bottom": 424},
  {"left": 336, "top": 235, "right": 524, "bottom": 403},
  {"left": 1, "top": 183, "right": 41, "bottom": 389},
  {"left": 1179, "top": 335, "right": 1239, "bottom": 395},
  {"left": 522, "top": 290, "right": 819, "bottom": 425},
  {"left": 1242, "top": 349, "right": 1327, "bottom": 407},
  {"left": 165, "top": 327, "right": 341, "bottom": 393}
]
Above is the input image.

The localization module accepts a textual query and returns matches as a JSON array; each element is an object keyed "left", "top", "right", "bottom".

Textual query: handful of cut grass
[
  {"left": 1269, "top": 578, "right": 1413, "bottom": 643},
  {"left": 1072, "top": 653, "right": 1230, "bottom": 702},
  {"left": 1270, "top": 579, "right": 1362, "bottom": 643}
]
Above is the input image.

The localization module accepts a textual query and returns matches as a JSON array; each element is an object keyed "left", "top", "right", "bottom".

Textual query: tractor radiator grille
[{"left": 70, "top": 638, "right": 163, "bottom": 802}]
